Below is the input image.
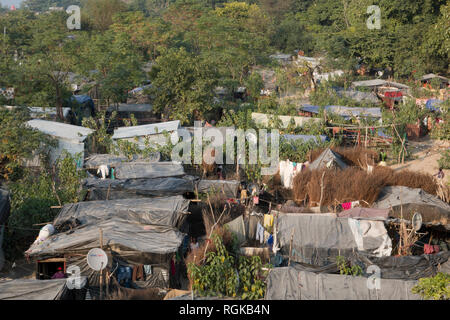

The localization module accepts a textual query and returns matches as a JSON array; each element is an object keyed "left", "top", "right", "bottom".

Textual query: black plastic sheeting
[
  {"left": 289, "top": 251, "right": 450, "bottom": 280},
  {"left": 265, "top": 266, "right": 421, "bottom": 300},
  {"left": 0, "top": 279, "right": 71, "bottom": 300},
  {"left": 54, "top": 197, "right": 190, "bottom": 229},
  {"left": 114, "top": 162, "right": 185, "bottom": 180},
  {"left": 0, "top": 189, "right": 10, "bottom": 225},
  {"left": 83, "top": 177, "right": 196, "bottom": 200}
]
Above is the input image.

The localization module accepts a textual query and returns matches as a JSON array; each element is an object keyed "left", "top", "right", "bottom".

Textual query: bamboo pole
[{"left": 99, "top": 228, "right": 103, "bottom": 300}]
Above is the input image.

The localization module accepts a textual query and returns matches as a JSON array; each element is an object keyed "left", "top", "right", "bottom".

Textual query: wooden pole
[
  {"left": 288, "top": 230, "right": 294, "bottom": 266},
  {"left": 99, "top": 228, "right": 103, "bottom": 300}
]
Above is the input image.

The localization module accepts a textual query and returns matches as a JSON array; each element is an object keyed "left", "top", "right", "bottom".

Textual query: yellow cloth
[{"left": 264, "top": 214, "right": 273, "bottom": 228}]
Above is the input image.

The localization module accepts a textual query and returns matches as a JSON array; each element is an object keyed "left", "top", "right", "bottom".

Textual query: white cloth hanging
[{"left": 97, "top": 165, "right": 109, "bottom": 180}]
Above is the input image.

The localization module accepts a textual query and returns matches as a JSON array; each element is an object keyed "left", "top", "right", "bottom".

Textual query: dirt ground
[
  {"left": 390, "top": 136, "right": 450, "bottom": 184},
  {"left": 0, "top": 258, "right": 35, "bottom": 281}
]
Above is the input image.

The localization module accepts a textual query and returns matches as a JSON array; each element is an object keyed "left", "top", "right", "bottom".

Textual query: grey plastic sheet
[
  {"left": 265, "top": 267, "right": 422, "bottom": 300},
  {"left": 0, "top": 279, "right": 68, "bottom": 300},
  {"left": 114, "top": 162, "right": 185, "bottom": 179},
  {"left": 26, "top": 218, "right": 185, "bottom": 261},
  {"left": 291, "top": 251, "right": 450, "bottom": 280},
  {"left": 54, "top": 196, "right": 190, "bottom": 229},
  {"left": 197, "top": 180, "right": 240, "bottom": 198},
  {"left": 277, "top": 214, "right": 391, "bottom": 266},
  {"left": 309, "top": 148, "right": 348, "bottom": 170},
  {"left": 83, "top": 177, "right": 195, "bottom": 200},
  {"left": 373, "top": 186, "right": 450, "bottom": 228}
]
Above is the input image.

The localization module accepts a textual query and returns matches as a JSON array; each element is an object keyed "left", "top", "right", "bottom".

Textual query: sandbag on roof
[
  {"left": 197, "top": 180, "right": 240, "bottom": 198},
  {"left": 0, "top": 189, "right": 10, "bottom": 225},
  {"left": 338, "top": 208, "right": 390, "bottom": 220},
  {"left": 114, "top": 162, "right": 185, "bottom": 179},
  {"left": 83, "top": 177, "right": 195, "bottom": 200},
  {"left": 309, "top": 148, "right": 348, "bottom": 170},
  {"left": 265, "top": 267, "right": 421, "bottom": 300},
  {"left": 0, "top": 279, "right": 68, "bottom": 300},
  {"left": 276, "top": 214, "right": 391, "bottom": 266},
  {"left": 26, "top": 218, "right": 184, "bottom": 262},
  {"left": 373, "top": 186, "right": 450, "bottom": 228},
  {"left": 53, "top": 196, "right": 190, "bottom": 229}
]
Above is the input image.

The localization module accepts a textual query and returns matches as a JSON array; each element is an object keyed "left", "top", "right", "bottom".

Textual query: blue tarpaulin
[{"left": 425, "top": 99, "right": 443, "bottom": 112}]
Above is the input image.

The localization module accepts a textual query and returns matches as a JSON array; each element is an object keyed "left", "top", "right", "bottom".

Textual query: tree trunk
[{"left": 55, "top": 84, "right": 64, "bottom": 122}]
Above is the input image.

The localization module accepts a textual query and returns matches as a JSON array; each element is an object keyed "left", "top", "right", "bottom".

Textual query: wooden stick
[
  {"left": 288, "top": 230, "right": 294, "bottom": 266},
  {"left": 99, "top": 228, "right": 103, "bottom": 300}
]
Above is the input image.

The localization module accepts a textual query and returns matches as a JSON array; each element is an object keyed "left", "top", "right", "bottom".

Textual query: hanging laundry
[
  {"left": 97, "top": 165, "right": 109, "bottom": 180},
  {"left": 132, "top": 264, "right": 145, "bottom": 281},
  {"left": 342, "top": 202, "right": 352, "bottom": 210},
  {"left": 143, "top": 265, "right": 152, "bottom": 276},
  {"left": 279, "top": 160, "right": 303, "bottom": 189},
  {"left": 264, "top": 214, "right": 273, "bottom": 228},
  {"left": 351, "top": 201, "right": 360, "bottom": 208},
  {"left": 264, "top": 231, "right": 271, "bottom": 243},
  {"left": 256, "top": 223, "right": 265, "bottom": 244},
  {"left": 424, "top": 244, "right": 440, "bottom": 255}
]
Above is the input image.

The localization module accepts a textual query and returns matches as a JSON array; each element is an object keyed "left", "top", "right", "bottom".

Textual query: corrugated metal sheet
[
  {"left": 112, "top": 121, "right": 180, "bottom": 140},
  {"left": 27, "top": 119, "right": 93, "bottom": 143}
]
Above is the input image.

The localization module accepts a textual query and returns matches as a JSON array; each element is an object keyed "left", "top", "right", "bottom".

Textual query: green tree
[{"left": 150, "top": 47, "right": 218, "bottom": 124}]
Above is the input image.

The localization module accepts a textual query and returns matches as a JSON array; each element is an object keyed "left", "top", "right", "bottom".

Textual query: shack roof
[
  {"left": 112, "top": 121, "right": 180, "bottom": 140},
  {"left": 26, "top": 119, "right": 93, "bottom": 143},
  {"left": 352, "top": 79, "right": 409, "bottom": 90}
]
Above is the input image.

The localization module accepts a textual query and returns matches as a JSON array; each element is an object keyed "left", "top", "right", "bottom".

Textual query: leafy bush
[
  {"left": 439, "top": 149, "right": 450, "bottom": 170},
  {"left": 4, "top": 152, "right": 85, "bottom": 261},
  {"left": 412, "top": 273, "right": 450, "bottom": 300},
  {"left": 188, "top": 234, "right": 271, "bottom": 299},
  {"left": 336, "top": 256, "right": 363, "bottom": 276},
  {"left": 0, "top": 107, "right": 53, "bottom": 180}
]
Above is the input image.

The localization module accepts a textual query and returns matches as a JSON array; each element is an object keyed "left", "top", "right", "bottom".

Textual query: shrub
[
  {"left": 412, "top": 273, "right": 450, "bottom": 300},
  {"left": 438, "top": 149, "right": 450, "bottom": 170},
  {"left": 187, "top": 234, "right": 270, "bottom": 299}
]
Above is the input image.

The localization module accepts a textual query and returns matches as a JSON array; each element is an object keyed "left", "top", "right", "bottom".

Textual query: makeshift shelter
[
  {"left": 53, "top": 197, "right": 190, "bottom": 229},
  {"left": 308, "top": 148, "right": 348, "bottom": 171},
  {"left": 25, "top": 196, "right": 188, "bottom": 289},
  {"left": 337, "top": 208, "right": 390, "bottom": 221},
  {"left": 276, "top": 213, "right": 392, "bottom": 266},
  {"left": 251, "top": 112, "right": 322, "bottom": 128},
  {"left": 373, "top": 186, "right": 450, "bottom": 229},
  {"left": 265, "top": 267, "right": 421, "bottom": 300},
  {"left": 420, "top": 74, "right": 449, "bottom": 89},
  {"left": 83, "top": 177, "right": 196, "bottom": 200},
  {"left": 68, "top": 95, "right": 95, "bottom": 125},
  {"left": 351, "top": 79, "right": 410, "bottom": 91},
  {"left": 300, "top": 105, "right": 382, "bottom": 120},
  {"left": 107, "top": 104, "right": 154, "bottom": 125},
  {"left": 113, "top": 162, "right": 185, "bottom": 180},
  {"left": 84, "top": 154, "right": 129, "bottom": 170},
  {"left": 26, "top": 119, "right": 93, "bottom": 165},
  {"left": 0, "top": 279, "right": 78, "bottom": 300},
  {"left": 112, "top": 121, "right": 180, "bottom": 150},
  {"left": 335, "top": 89, "right": 380, "bottom": 104},
  {"left": 196, "top": 180, "right": 240, "bottom": 198}
]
